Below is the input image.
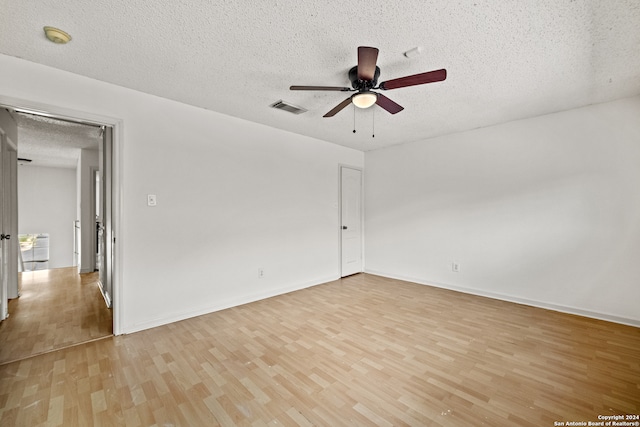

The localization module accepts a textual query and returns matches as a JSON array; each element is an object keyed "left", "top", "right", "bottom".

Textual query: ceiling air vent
[{"left": 270, "top": 100, "right": 307, "bottom": 115}]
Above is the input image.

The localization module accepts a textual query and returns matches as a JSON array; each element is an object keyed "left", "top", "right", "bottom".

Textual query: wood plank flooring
[
  {"left": 1, "top": 273, "right": 638, "bottom": 426},
  {"left": 0, "top": 267, "right": 113, "bottom": 365}
]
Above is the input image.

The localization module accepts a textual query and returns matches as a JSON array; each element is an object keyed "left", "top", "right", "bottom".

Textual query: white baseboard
[
  {"left": 123, "top": 274, "right": 340, "bottom": 334},
  {"left": 96, "top": 280, "right": 111, "bottom": 308},
  {"left": 364, "top": 269, "right": 640, "bottom": 328}
]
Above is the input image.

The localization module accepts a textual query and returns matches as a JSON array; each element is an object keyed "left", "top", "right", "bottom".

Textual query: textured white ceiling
[
  {"left": 14, "top": 113, "right": 100, "bottom": 169},
  {"left": 1, "top": 0, "right": 639, "bottom": 153}
]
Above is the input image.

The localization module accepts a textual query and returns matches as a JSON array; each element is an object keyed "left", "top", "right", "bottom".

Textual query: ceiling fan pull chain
[
  {"left": 353, "top": 104, "right": 356, "bottom": 133},
  {"left": 372, "top": 107, "right": 375, "bottom": 138}
]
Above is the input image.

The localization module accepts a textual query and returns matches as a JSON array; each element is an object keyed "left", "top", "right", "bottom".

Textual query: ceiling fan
[{"left": 290, "top": 46, "right": 446, "bottom": 117}]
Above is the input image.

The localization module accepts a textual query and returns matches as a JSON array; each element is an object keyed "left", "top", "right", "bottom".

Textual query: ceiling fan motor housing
[{"left": 349, "top": 66, "right": 380, "bottom": 90}]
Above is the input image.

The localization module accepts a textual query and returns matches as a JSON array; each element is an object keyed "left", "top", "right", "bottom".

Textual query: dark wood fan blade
[
  {"left": 379, "top": 69, "right": 446, "bottom": 90},
  {"left": 323, "top": 97, "right": 353, "bottom": 117},
  {"left": 375, "top": 93, "right": 404, "bottom": 114},
  {"left": 290, "top": 85, "right": 351, "bottom": 91},
  {"left": 357, "top": 46, "right": 379, "bottom": 81}
]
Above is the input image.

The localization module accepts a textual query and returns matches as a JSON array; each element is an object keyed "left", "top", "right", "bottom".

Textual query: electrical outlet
[
  {"left": 258, "top": 268, "right": 264, "bottom": 278},
  {"left": 452, "top": 262, "right": 460, "bottom": 273}
]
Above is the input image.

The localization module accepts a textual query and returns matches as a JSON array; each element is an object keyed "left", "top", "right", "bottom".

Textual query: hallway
[{"left": 0, "top": 267, "right": 112, "bottom": 365}]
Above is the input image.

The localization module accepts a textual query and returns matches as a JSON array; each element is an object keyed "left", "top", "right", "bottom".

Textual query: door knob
[
  {"left": 0, "top": 234, "right": 9, "bottom": 240},
  {"left": 342, "top": 226, "right": 347, "bottom": 230}
]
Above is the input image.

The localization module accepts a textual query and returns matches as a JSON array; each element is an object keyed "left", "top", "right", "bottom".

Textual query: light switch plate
[{"left": 147, "top": 194, "right": 157, "bottom": 206}]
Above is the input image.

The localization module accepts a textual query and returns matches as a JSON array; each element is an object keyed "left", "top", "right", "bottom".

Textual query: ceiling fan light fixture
[
  {"left": 352, "top": 92, "right": 377, "bottom": 109},
  {"left": 43, "top": 26, "right": 72, "bottom": 44}
]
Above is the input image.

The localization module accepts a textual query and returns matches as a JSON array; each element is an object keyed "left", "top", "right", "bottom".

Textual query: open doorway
[{"left": 0, "top": 103, "right": 117, "bottom": 364}]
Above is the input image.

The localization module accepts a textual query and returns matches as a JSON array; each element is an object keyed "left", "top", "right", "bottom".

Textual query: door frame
[
  {"left": 0, "top": 95, "right": 123, "bottom": 335},
  {"left": 338, "top": 164, "right": 364, "bottom": 277}
]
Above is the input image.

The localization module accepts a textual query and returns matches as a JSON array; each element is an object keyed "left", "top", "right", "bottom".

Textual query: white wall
[
  {"left": 18, "top": 165, "right": 76, "bottom": 268},
  {"left": 365, "top": 96, "right": 640, "bottom": 326},
  {"left": 0, "top": 54, "right": 364, "bottom": 333}
]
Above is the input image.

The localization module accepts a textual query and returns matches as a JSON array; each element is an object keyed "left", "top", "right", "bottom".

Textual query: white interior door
[
  {"left": 6, "top": 149, "right": 18, "bottom": 299},
  {"left": 0, "top": 108, "right": 19, "bottom": 320},
  {"left": 341, "top": 166, "right": 362, "bottom": 277},
  {"left": 97, "top": 126, "right": 113, "bottom": 308},
  {"left": 0, "top": 117, "right": 6, "bottom": 320}
]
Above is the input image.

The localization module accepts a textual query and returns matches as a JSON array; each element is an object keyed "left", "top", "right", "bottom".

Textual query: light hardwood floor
[
  {"left": 0, "top": 273, "right": 638, "bottom": 426},
  {"left": 0, "top": 267, "right": 113, "bottom": 365}
]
